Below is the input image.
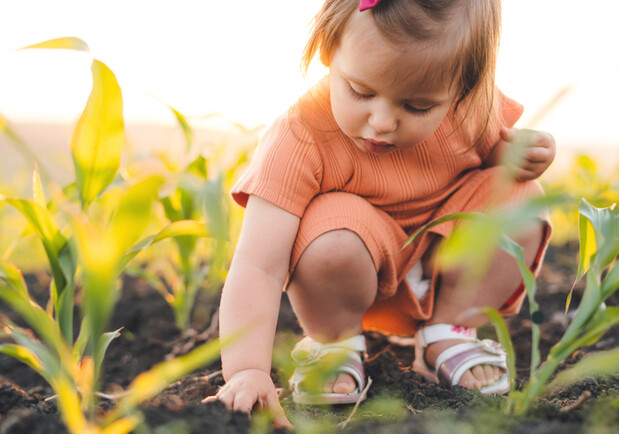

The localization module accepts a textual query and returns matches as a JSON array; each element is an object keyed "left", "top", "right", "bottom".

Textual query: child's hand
[
  {"left": 202, "top": 369, "right": 292, "bottom": 429},
  {"left": 499, "top": 127, "right": 556, "bottom": 181}
]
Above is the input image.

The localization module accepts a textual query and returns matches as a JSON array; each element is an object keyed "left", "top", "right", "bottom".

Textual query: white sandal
[
  {"left": 289, "top": 335, "right": 367, "bottom": 405},
  {"left": 413, "top": 323, "right": 510, "bottom": 394}
]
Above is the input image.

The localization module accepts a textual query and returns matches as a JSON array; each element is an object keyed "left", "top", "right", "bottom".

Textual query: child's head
[{"left": 302, "top": 0, "right": 502, "bottom": 152}]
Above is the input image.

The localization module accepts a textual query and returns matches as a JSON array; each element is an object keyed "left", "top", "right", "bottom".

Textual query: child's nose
[{"left": 368, "top": 105, "right": 397, "bottom": 134}]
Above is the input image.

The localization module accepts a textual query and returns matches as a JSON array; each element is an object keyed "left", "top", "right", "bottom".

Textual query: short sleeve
[
  {"left": 231, "top": 114, "right": 323, "bottom": 217},
  {"left": 476, "top": 89, "right": 525, "bottom": 162}
]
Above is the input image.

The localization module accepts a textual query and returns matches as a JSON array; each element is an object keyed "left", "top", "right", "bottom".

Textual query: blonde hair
[{"left": 301, "top": 0, "right": 503, "bottom": 148}]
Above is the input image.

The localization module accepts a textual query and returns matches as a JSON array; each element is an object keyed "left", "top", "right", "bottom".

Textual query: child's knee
[{"left": 296, "top": 229, "right": 374, "bottom": 276}]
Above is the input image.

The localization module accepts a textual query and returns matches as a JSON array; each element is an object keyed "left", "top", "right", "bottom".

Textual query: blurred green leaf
[
  {"left": 0, "top": 344, "right": 45, "bottom": 375},
  {"left": 19, "top": 36, "right": 90, "bottom": 52},
  {"left": 71, "top": 59, "right": 124, "bottom": 208},
  {"left": 601, "top": 260, "right": 619, "bottom": 300},
  {"left": 548, "top": 347, "right": 619, "bottom": 390},
  {"left": 107, "top": 337, "right": 222, "bottom": 423},
  {"left": 497, "top": 234, "right": 541, "bottom": 374},
  {"left": 125, "top": 219, "right": 209, "bottom": 261},
  {"left": 483, "top": 307, "right": 516, "bottom": 392},
  {"left": 32, "top": 168, "right": 47, "bottom": 207},
  {"left": 108, "top": 176, "right": 163, "bottom": 253},
  {"left": 167, "top": 105, "right": 193, "bottom": 152},
  {"left": 2, "top": 198, "right": 68, "bottom": 288}
]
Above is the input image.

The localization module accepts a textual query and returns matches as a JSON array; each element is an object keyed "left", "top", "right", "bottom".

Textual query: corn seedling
[
  {"left": 405, "top": 195, "right": 619, "bottom": 415},
  {"left": 542, "top": 154, "right": 619, "bottom": 245},
  {"left": 0, "top": 37, "right": 225, "bottom": 432},
  {"left": 123, "top": 104, "right": 233, "bottom": 331}
]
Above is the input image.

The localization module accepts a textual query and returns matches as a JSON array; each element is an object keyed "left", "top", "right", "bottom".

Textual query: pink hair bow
[{"left": 359, "top": 0, "right": 381, "bottom": 12}]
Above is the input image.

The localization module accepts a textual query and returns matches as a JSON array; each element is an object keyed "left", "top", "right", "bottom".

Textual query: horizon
[{"left": 1, "top": 0, "right": 618, "bottom": 148}]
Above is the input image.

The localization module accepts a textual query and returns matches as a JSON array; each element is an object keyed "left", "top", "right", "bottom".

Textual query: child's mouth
[{"left": 362, "top": 138, "right": 395, "bottom": 154}]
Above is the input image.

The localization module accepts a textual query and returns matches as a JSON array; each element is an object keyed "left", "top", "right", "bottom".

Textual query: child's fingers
[
  {"left": 266, "top": 390, "right": 293, "bottom": 429},
  {"left": 525, "top": 146, "right": 554, "bottom": 163},
  {"left": 201, "top": 395, "right": 217, "bottom": 404},
  {"left": 500, "top": 127, "right": 514, "bottom": 142},
  {"left": 231, "top": 390, "right": 259, "bottom": 413},
  {"left": 513, "top": 167, "right": 538, "bottom": 182},
  {"left": 530, "top": 131, "right": 555, "bottom": 149}
]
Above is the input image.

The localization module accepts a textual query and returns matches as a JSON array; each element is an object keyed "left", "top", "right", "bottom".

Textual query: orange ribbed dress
[{"left": 232, "top": 79, "right": 551, "bottom": 336}]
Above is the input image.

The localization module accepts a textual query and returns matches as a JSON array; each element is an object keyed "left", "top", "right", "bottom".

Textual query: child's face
[{"left": 329, "top": 11, "right": 458, "bottom": 154}]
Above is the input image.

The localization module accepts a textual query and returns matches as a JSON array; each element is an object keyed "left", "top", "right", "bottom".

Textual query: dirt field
[{"left": 1, "top": 243, "right": 618, "bottom": 433}]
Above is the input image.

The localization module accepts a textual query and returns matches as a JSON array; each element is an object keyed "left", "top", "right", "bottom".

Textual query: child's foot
[
  {"left": 424, "top": 339, "right": 503, "bottom": 389},
  {"left": 413, "top": 323, "right": 510, "bottom": 394},
  {"left": 290, "top": 335, "right": 367, "bottom": 404},
  {"left": 323, "top": 373, "right": 357, "bottom": 394}
]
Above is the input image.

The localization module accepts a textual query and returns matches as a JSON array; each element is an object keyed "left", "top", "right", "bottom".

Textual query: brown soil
[{"left": 1, "top": 244, "right": 618, "bottom": 433}]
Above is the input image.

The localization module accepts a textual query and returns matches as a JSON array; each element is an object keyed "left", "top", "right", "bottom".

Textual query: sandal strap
[
  {"left": 416, "top": 323, "right": 477, "bottom": 347},
  {"left": 291, "top": 335, "right": 366, "bottom": 365},
  {"left": 435, "top": 340, "right": 507, "bottom": 387},
  {"left": 290, "top": 335, "right": 367, "bottom": 402}
]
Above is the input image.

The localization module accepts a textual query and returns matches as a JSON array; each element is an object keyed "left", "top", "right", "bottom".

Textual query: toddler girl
[{"left": 204, "top": 0, "right": 555, "bottom": 427}]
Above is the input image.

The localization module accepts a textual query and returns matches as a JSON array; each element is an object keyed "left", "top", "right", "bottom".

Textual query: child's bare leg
[
  {"left": 287, "top": 229, "right": 378, "bottom": 393},
  {"left": 423, "top": 221, "right": 545, "bottom": 389}
]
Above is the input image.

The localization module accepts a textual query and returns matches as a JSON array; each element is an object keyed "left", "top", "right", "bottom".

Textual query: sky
[{"left": 0, "top": 0, "right": 618, "bottom": 147}]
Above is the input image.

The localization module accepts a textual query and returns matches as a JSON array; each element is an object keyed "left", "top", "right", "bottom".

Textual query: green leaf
[
  {"left": 187, "top": 155, "right": 208, "bottom": 178},
  {"left": 483, "top": 307, "right": 516, "bottom": 393},
  {"left": 122, "top": 219, "right": 209, "bottom": 269},
  {"left": 95, "top": 328, "right": 122, "bottom": 377},
  {"left": 579, "top": 199, "right": 619, "bottom": 273},
  {"left": 402, "top": 212, "right": 481, "bottom": 250},
  {"left": 548, "top": 348, "right": 619, "bottom": 390},
  {"left": 108, "top": 176, "right": 163, "bottom": 254},
  {"left": 601, "top": 260, "right": 619, "bottom": 300},
  {"left": 576, "top": 208, "right": 596, "bottom": 280},
  {"left": 557, "top": 271, "right": 604, "bottom": 350},
  {"left": 1, "top": 197, "right": 76, "bottom": 343},
  {"left": 1, "top": 320, "right": 66, "bottom": 384},
  {"left": 0, "top": 343, "right": 45, "bottom": 374},
  {"left": 204, "top": 176, "right": 231, "bottom": 242},
  {"left": 2, "top": 198, "right": 68, "bottom": 290},
  {"left": 498, "top": 234, "right": 541, "bottom": 375},
  {"left": 107, "top": 338, "right": 223, "bottom": 423},
  {"left": 0, "top": 262, "right": 68, "bottom": 355},
  {"left": 167, "top": 105, "right": 193, "bottom": 152},
  {"left": 32, "top": 168, "right": 47, "bottom": 207},
  {"left": 19, "top": 36, "right": 90, "bottom": 52},
  {"left": 71, "top": 59, "right": 124, "bottom": 208}
]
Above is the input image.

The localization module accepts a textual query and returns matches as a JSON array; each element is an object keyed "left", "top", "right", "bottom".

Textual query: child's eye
[
  {"left": 347, "top": 83, "right": 374, "bottom": 100},
  {"left": 404, "top": 105, "right": 432, "bottom": 116}
]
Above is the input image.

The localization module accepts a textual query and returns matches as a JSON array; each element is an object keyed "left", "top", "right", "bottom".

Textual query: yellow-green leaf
[
  {"left": 71, "top": 59, "right": 124, "bottom": 208},
  {"left": 0, "top": 344, "right": 45, "bottom": 372},
  {"left": 123, "top": 219, "right": 209, "bottom": 267},
  {"left": 108, "top": 176, "right": 163, "bottom": 254},
  {"left": 167, "top": 105, "right": 193, "bottom": 152},
  {"left": 19, "top": 37, "right": 90, "bottom": 52},
  {"left": 577, "top": 214, "right": 596, "bottom": 281},
  {"left": 101, "top": 414, "right": 142, "bottom": 434},
  {"left": 108, "top": 337, "right": 223, "bottom": 423},
  {"left": 32, "top": 168, "right": 47, "bottom": 207},
  {"left": 548, "top": 348, "right": 619, "bottom": 390},
  {"left": 2, "top": 198, "right": 68, "bottom": 292},
  {"left": 483, "top": 307, "right": 516, "bottom": 392},
  {"left": 54, "top": 377, "right": 89, "bottom": 434}
]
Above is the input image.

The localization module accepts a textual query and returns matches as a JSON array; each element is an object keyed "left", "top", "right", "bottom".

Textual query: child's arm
[
  {"left": 487, "top": 127, "right": 556, "bottom": 181},
  {"left": 204, "top": 195, "right": 299, "bottom": 429}
]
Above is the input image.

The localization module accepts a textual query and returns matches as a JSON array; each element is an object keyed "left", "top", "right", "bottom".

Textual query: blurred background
[{"left": 1, "top": 0, "right": 618, "bottom": 182}]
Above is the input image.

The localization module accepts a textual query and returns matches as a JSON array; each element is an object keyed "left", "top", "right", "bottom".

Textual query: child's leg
[
  {"left": 422, "top": 220, "right": 546, "bottom": 389},
  {"left": 287, "top": 229, "right": 378, "bottom": 393}
]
